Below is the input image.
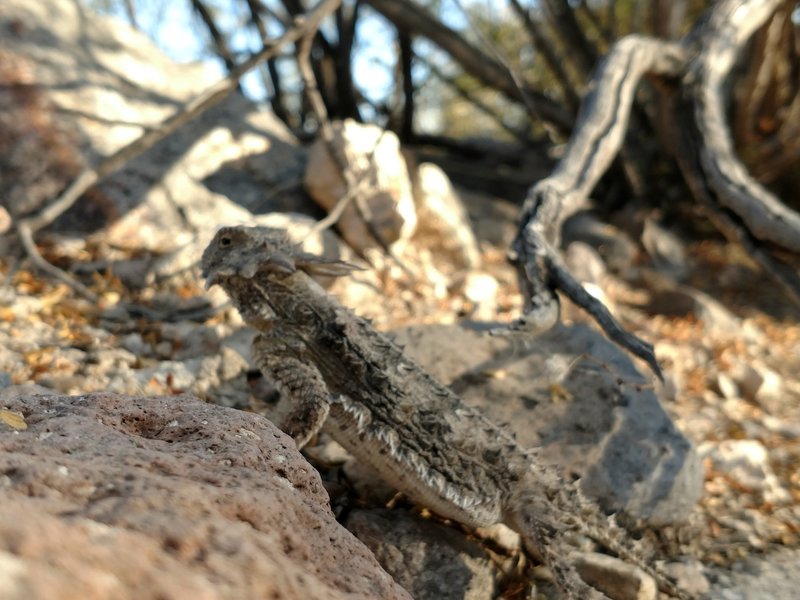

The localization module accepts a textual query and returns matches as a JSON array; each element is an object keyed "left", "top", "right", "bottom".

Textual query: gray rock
[
  {"left": 345, "top": 508, "right": 496, "bottom": 600},
  {"left": 562, "top": 212, "right": 638, "bottom": 274},
  {"left": 708, "top": 547, "right": 800, "bottom": 600},
  {"left": 641, "top": 218, "right": 689, "bottom": 281},
  {"left": 392, "top": 323, "right": 702, "bottom": 526}
]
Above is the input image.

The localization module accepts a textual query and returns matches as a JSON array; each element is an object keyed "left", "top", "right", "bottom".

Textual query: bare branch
[
  {"left": 245, "top": 0, "right": 291, "bottom": 125},
  {"left": 191, "top": 0, "right": 237, "bottom": 72},
  {"left": 689, "top": 0, "right": 800, "bottom": 253},
  {"left": 540, "top": 0, "right": 597, "bottom": 77},
  {"left": 363, "top": 0, "right": 573, "bottom": 130},
  {"left": 509, "top": 35, "right": 690, "bottom": 378},
  {"left": 508, "top": 0, "right": 581, "bottom": 112},
  {"left": 397, "top": 29, "right": 414, "bottom": 142}
]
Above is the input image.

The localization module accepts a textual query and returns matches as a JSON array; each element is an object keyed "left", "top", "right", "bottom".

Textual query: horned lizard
[{"left": 201, "top": 225, "right": 692, "bottom": 600}]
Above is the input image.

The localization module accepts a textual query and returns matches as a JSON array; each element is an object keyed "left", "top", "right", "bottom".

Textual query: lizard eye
[{"left": 219, "top": 235, "right": 232, "bottom": 248}]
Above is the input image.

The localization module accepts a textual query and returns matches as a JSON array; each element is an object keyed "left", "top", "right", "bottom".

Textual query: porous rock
[
  {"left": 391, "top": 323, "right": 702, "bottom": 526},
  {"left": 0, "top": 389, "right": 410, "bottom": 600}
]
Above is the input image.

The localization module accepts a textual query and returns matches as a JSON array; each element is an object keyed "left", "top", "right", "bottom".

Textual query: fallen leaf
[{"left": 0, "top": 410, "right": 27, "bottom": 430}]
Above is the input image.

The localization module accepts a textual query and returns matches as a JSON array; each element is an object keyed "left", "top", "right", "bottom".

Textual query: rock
[
  {"left": 0, "top": 391, "right": 410, "bottom": 600},
  {"left": 346, "top": 508, "right": 496, "bottom": 600},
  {"left": 662, "top": 560, "right": 710, "bottom": 597},
  {"left": 708, "top": 547, "right": 800, "bottom": 600},
  {"left": 391, "top": 323, "right": 702, "bottom": 526},
  {"left": 699, "top": 439, "right": 791, "bottom": 505},
  {"left": 714, "top": 373, "right": 740, "bottom": 400},
  {"left": 641, "top": 218, "right": 689, "bottom": 281},
  {"left": 573, "top": 552, "right": 656, "bottom": 600},
  {"left": 642, "top": 279, "right": 741, "bottom": 336},
  {"left": 0, "top": 206, "right": 10, "bottom": 234},
  {"left": 726, "top": 360, "right": 764, "bottom": 402},
  {"left": 1, "top": 0, "right": 308, "bottom": 246},
  {"left": 462, "top": 272, "right": 500, "bottom": 321},
  {"left": 565, "top": 242, "right": 608, "bottom": 287},
  {"left": 304, "top": 119, "right": 417, "bottom": 253},
  {"left": 411, "top": 162, "right": 480, "bottom": 269},
  {"left": 342, "top": 458, "right": 400, "bottom": 507},
  {"left": 562, "top": 212, "right": 637, "bottom": 274},
  {"left": 752, "top": 363, "right": 784, "bottom": 408}
]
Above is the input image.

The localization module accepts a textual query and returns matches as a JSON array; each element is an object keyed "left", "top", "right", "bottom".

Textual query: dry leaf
[{"left": 0, "top": 410, "right": 27, "bottom": 430}]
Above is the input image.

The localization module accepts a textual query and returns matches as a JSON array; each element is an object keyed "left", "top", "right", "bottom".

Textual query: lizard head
[{"left": 201, "top": 225, "right": 362, "bottom": 292}]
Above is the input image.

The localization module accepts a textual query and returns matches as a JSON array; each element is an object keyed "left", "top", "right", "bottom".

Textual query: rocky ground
[
  {"left": 1, "top": 205, "right": 798, "bottom": 599},
  {"left": 2, "top": 0, "right": 799, "bottom": 598}
]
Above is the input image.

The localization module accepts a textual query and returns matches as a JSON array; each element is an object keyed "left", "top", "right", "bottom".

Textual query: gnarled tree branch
[{"left": 509, "top": 0, "right": 800, "bottom": 378}]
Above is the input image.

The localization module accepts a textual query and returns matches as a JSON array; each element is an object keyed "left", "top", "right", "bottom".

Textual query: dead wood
[
  {"left": 509, "top": 0, "right": 800, "bottom": 377},
  {"left": 686, "top": 0, "right": 800, "bottom": 253}
]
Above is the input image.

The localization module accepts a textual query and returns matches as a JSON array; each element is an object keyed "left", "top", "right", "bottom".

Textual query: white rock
[
  {"left": 726, "top": 360, "right": 763, "bottom": 402},
  {"left": 662, "top": 560, "right": 710, "bottom": 597},
  {"left": 0, "top": 206, "right": 10, "bottom": 235},
  {"left": 411, "top": 162, "right": 480, "bottom": 269},
  {"left": 463, "top": 272, "right": 500, "bottom": 321},
  {"left": 700, "top": 439, "right": 791, "bottom": 504},
  {"left": 304, "top": 120, "right": 417, "bottom": 253},
  {"left": 715, "top": 372, "right": 740, "bottom": 400},
  {"left": 754, "top": 363, "right": 783, "bottom": 403}
]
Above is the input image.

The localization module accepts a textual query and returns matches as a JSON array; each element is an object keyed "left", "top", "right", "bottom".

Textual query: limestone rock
[
  {"left": 0, "top": 390, "right": 410, "bottom": 600},
  {"left": 391, "top": 323, "right": 702, "bottom": 526},
  {"left": 304, "top": 119, "right": 417, "bottom": 252}
]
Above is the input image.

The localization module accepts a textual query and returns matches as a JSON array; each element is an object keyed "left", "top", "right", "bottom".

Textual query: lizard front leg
[{"left": 252, "top": 331, "right": 331, "bottom": 449}]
